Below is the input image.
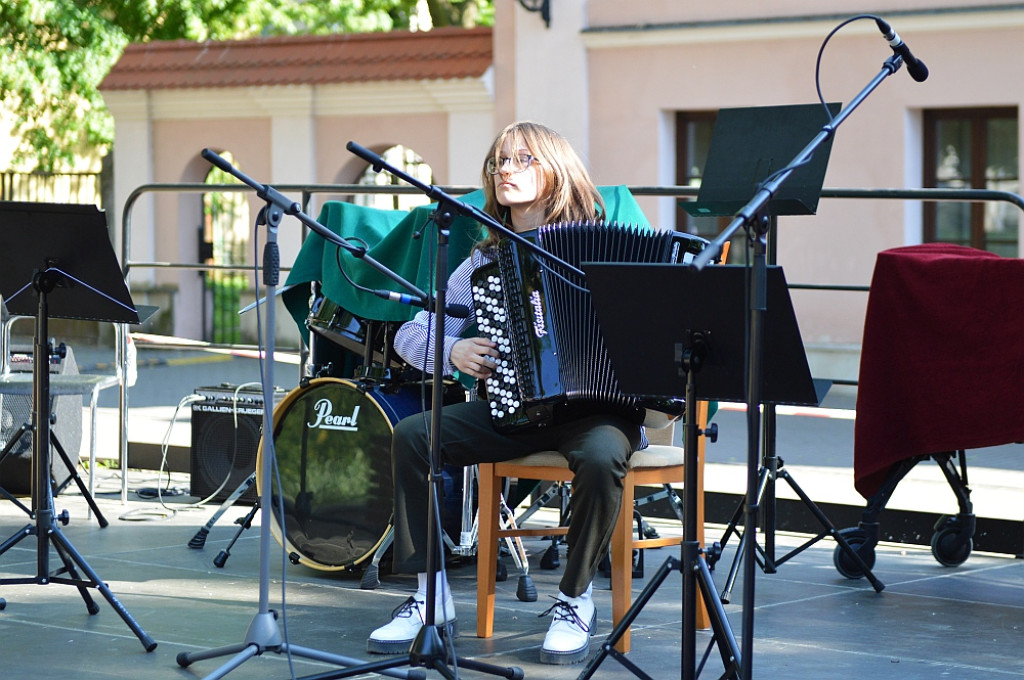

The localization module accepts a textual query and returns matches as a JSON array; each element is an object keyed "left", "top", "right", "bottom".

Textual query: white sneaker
[
  {"left": 539, "top": 593, "right": 597, "bottom": 665},
  {"left": 366, "top": 593, "right": 458, "bottom": 655}
]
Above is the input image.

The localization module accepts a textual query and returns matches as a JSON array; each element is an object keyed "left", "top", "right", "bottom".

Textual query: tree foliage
[{"left": 1, "top": 0, "right": 492, "bottom": 172}]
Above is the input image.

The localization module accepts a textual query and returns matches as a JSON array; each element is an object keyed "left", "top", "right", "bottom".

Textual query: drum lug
[{"left": 357, "top": 366, "right": 393, "bottom": 387}]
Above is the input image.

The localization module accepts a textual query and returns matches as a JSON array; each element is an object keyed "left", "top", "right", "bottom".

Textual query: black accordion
[{"left": 470, "top": 221, "right": 709, "bottom": 433}]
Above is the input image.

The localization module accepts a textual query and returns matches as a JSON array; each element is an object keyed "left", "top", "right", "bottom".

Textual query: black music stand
[
  {"left": 579, "top": 262, "right": 872, "bottom": 680},
  {"left": 0, "top": 201, "right": 156, "bottom": 651},
  {"left": 682, "top": 102, "right": 884, "bottom": 598},
  {"left": 681, "top": 103, "right": 839, "bottom": 219},
  {"left": 589, "top": 264, "right": 828, "bottom": 407}
]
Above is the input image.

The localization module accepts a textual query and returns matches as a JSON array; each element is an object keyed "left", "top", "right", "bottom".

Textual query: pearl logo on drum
[{"left": 307, "top": 398, "right": 361, "bottom": 431}]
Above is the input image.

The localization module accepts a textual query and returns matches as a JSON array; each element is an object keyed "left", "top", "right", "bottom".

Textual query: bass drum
[{"left": 256, "top": 377, "right": 422, "bottom": 571}]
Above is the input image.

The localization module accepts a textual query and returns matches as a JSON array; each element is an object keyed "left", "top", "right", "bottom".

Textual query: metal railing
[
  {"left": 113, "top": 182, "right": 477, "bottom": 500},
  {"left": 111, "top": 182, "right": 1024, "bottom": 499}
]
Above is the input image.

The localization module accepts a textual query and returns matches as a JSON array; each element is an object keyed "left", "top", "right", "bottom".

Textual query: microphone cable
[{"left": 755, "top": 13, "right": 893, "bottom": 195}]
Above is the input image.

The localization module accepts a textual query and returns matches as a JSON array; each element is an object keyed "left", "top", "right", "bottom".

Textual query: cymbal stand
[
  {"left": 187, "top": 472, "right": 256, "bottom": 551},
  {"left": 187, "top": 472, "right": 259, "bottom": 569}
]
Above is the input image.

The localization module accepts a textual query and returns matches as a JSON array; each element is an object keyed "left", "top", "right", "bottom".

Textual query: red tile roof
[{"left": 100, "top": 26, "right": 493, "bottom": 91}]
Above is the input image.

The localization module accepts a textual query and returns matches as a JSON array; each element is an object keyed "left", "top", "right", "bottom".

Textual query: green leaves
[{"left": 1, "top": 0, "right": 493, "bottom": 172}]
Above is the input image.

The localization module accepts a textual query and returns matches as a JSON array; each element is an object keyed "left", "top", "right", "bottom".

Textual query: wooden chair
[{"left": 475, "top": 401, "right": 712, "bottom": 653}]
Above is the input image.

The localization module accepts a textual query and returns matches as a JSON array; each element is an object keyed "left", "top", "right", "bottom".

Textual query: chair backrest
[{"left": 645, "top": 420, "right": 677, "bottom": 447}]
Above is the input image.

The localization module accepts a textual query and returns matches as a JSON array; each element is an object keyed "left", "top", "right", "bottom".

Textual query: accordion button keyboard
[{"left": 472, "top": 276, "right": 521, "bottom": 423}]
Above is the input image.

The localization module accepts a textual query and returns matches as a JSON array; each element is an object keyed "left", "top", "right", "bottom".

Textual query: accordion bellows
[{"left": 471, "top": 221, "right": 708, "bottom": 433}]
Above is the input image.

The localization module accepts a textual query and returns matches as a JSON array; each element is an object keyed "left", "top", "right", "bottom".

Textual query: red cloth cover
[{"left": 854, "top": 243, "right": 1024, "bottom": 499}]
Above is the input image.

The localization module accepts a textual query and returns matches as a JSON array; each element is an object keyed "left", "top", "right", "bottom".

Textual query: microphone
[
  {"left": 444, "top": 303, "right": 471, "bottom": 319},
  {"left": 371, "top": 289, "right": 470, "bottom": 318},
  {"left": 347, "top": 141, "right": 385, "bottom": 172},
  {"left": 875, "top": 18, "right": 929, "bottom": 82},
  {"left": 201, "top": 148, "right": 234, "bottom": 172}
]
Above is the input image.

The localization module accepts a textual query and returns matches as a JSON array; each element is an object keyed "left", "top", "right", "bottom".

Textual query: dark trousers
[{"left": 391, "top": 399, "right": 641, "bottom": 598}]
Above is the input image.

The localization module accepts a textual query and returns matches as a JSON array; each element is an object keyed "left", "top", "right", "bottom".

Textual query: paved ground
[
  {"left": 1, "top": 466, "right": 1022, "bottom": 680},
  {"left": 0, "top": 340, "right": 1021, "bottom": 679}
]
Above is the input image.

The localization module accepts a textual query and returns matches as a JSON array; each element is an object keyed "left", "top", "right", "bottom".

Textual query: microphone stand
[
  {"left": 691, "top": 51, "right": 910, "bottom": 680},
  {"left": 201, "top": 149, "right": 433, "bottom": 308},
  {"left": 176, "top": 151, "right": 425, "bottom": 680},
  {"left": 293, "top": 141, "right": 583, "bottom": 680}
]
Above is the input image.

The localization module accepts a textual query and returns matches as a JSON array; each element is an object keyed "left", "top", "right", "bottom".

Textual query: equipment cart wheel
[
  {"left": 930, "top": 514, "right": 973, "bottom": 567},
  {"left": 833, "top": 527, "right": 876, "bottom": 579}
]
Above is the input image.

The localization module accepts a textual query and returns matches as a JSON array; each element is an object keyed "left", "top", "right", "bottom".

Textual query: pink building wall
[{"left": 104, "top": 3, "right": 1024, "bottom": 377}]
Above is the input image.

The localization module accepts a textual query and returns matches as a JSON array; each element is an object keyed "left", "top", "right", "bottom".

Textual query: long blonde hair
[{"left": 477, "top": 121, "right": 604, "bottom": 253}]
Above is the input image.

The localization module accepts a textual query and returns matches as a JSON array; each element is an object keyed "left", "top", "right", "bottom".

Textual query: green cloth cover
[{"left": 283, "top": 185, "right": 650, "bottom": 342}]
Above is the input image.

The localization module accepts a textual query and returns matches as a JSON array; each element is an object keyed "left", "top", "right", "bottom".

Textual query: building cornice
[
  {"left": 581, "top": 6, "right": 1024, "bottom": 49},
  {"left": 104, "top": 78, "right": 492, "bottom": 121}
]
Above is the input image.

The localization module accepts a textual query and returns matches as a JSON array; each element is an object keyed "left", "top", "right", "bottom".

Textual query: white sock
[
  {"left": 559, "top": 582, "right": 593, "bottom": 603},
  {"left": 416, "top": 571, "right": 449, "bottom": 599}
]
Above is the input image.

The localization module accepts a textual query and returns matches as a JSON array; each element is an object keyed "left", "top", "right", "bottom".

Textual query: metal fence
[
  {"left": 109, "top": 182, "right": 1024, "bottom": 499},
  {"left": 0, "top": 171, "right": 102, "bottom": 206},
  {"left": 118, "top": 182, "right": 1024, "bottom": 351}
]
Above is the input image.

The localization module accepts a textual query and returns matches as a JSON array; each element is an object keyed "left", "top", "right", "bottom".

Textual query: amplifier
[{"left": 189, "top": 384, "right": 285, "bottom": 504}]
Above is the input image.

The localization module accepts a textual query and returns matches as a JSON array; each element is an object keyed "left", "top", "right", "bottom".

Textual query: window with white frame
[{"left": 923, "top": 107, "right": 1018, "bottom": 257}]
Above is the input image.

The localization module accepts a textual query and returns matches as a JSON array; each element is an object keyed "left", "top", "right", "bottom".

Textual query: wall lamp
[{"left": 517, "top": 0, "right": 550, "bottom": 27}]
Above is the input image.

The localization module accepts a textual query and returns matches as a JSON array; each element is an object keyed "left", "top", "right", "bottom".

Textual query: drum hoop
[{"left": 255, "top": 377, "right": 397, "bottom": 571}]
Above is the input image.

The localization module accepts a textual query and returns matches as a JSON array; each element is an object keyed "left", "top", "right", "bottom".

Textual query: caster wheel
[
  {"left": 931, "top": 527, "right": 972, "bottom": 567},
  {"left": 833, "top": 527, "right": 875, "bottom": 580}
]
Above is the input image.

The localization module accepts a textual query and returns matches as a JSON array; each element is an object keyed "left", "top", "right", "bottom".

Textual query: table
[
  {"left": 854, "top": 243, "right": 1024, "bottom": 498},
  {"left": 839, "top": 243, "right": 1024, "bottom": 572}
]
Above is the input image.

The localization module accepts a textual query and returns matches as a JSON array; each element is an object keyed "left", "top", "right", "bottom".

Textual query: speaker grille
[{"left": 189, "top": 386, "right": 267, "bottom": 504}]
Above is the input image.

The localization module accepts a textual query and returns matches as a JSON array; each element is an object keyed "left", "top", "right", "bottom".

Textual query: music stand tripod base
[
  {"left": 0, "top": 201, "right": 155, "bottom": 651},
  {"left": 577, "top": 336, "right": 742, "bottom": 680}
]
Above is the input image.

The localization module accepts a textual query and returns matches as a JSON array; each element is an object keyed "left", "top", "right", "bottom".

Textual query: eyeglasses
[{"left": 486, "top": 153, "right": 537, "bottom": 175}]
